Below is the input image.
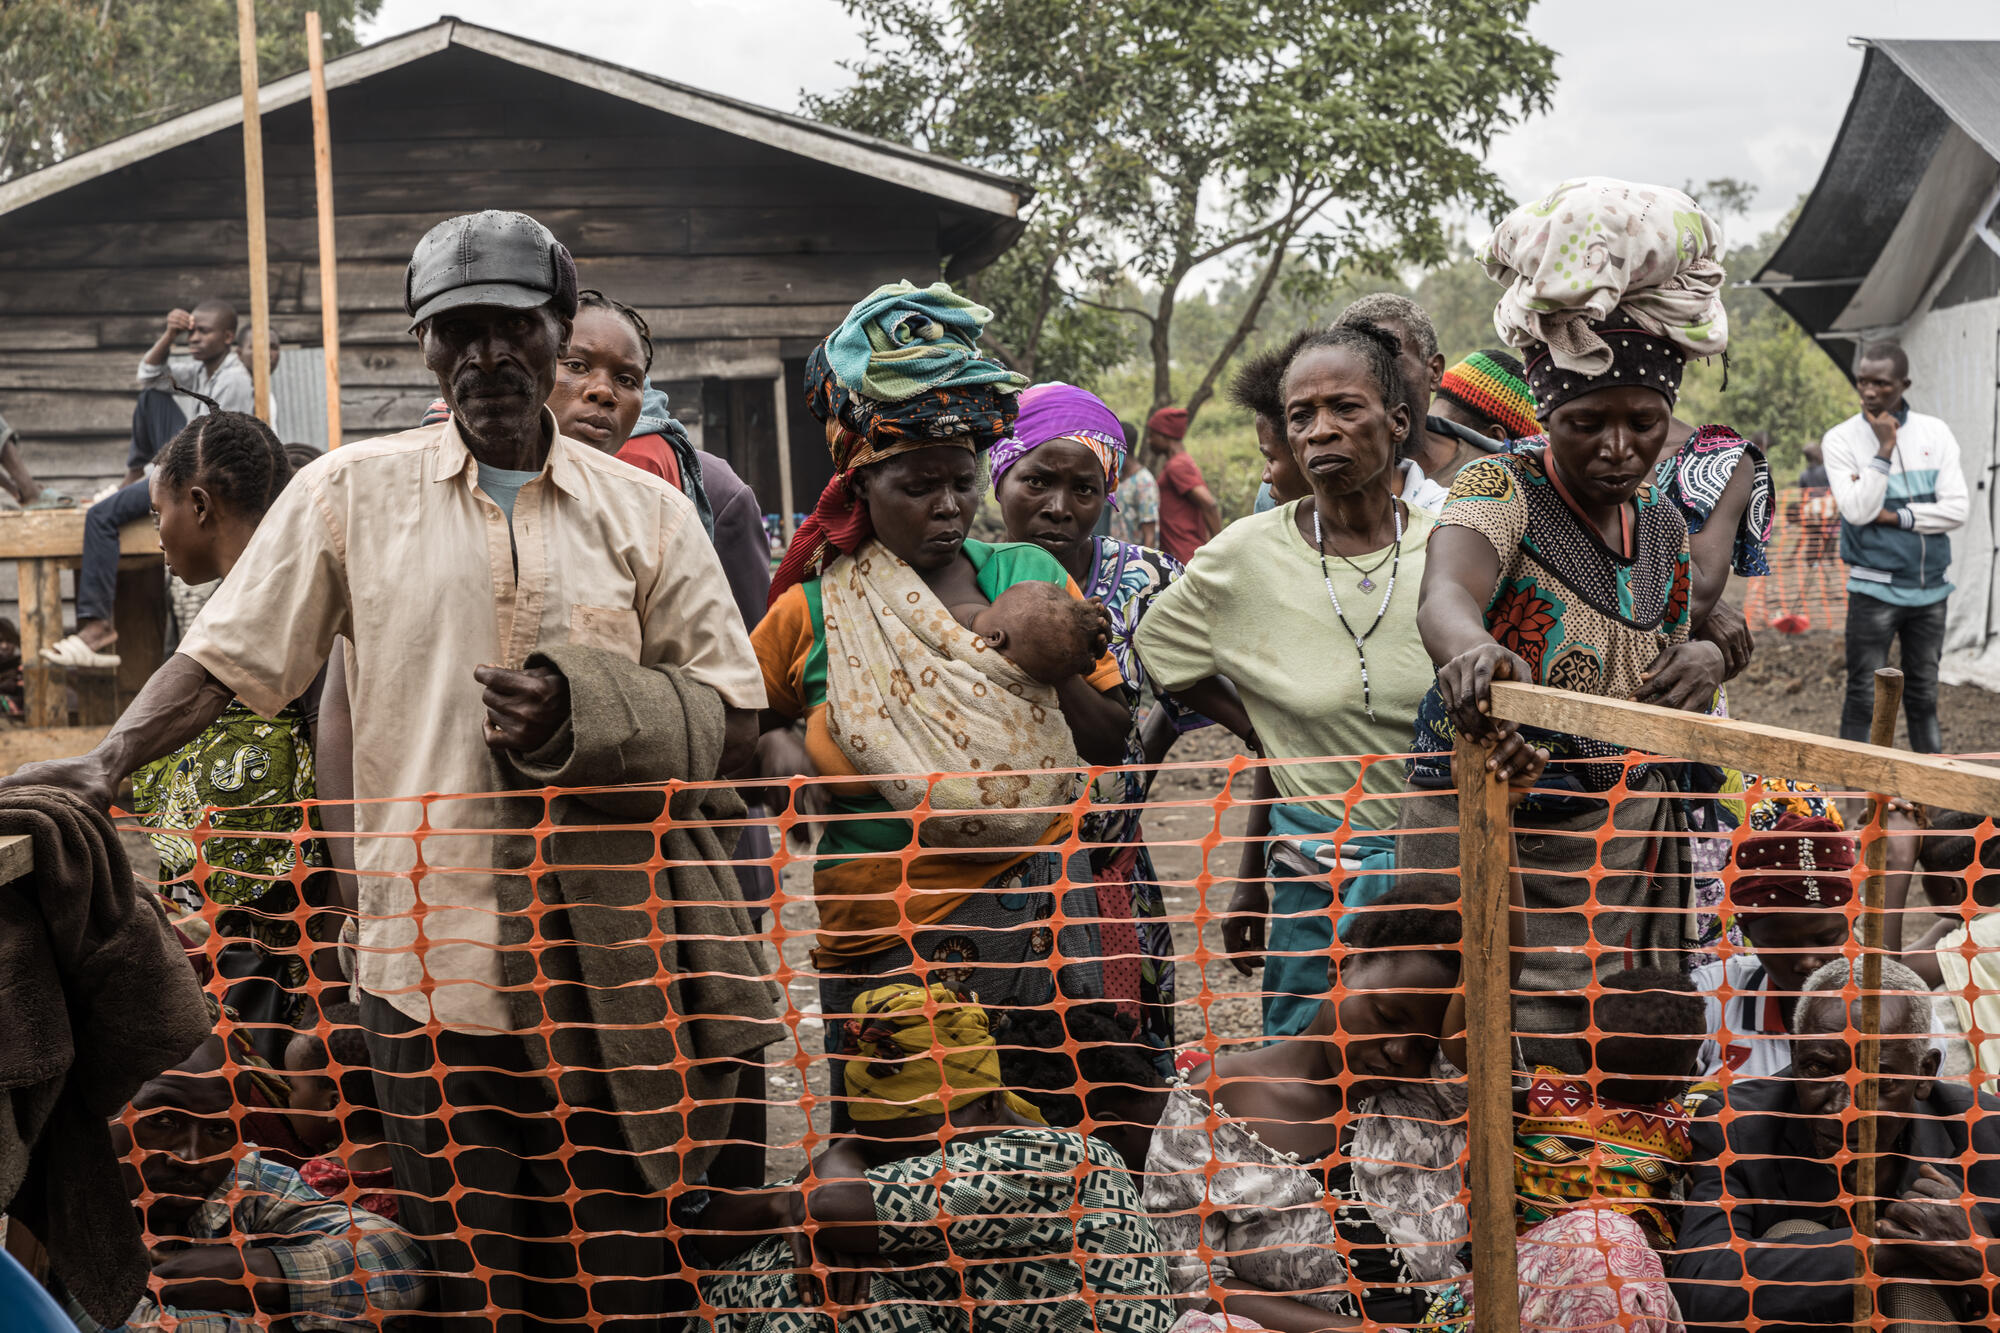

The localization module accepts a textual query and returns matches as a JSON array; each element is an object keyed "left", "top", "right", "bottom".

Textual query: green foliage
[
  {"left": 0, "top": 0, "right": 379, "bottom": 182},
  {"left": 809, "top": 0, "right": 1556, "bottom": 420}
]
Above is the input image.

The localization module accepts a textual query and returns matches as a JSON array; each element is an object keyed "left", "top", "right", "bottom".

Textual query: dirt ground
[{"left": 1726, "top": 627, "right": 2000, "bottom": 756}]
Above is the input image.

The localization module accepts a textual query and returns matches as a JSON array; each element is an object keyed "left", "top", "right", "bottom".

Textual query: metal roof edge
[
  {"left": 1871, "top": 37, "right": 2000, "bottom": 163},
  {"left": 0, "top": 24, "right": 453, "bottom": 219},
  {"left": 0, "top": 17, "right": 1031, "bottom": 223}
]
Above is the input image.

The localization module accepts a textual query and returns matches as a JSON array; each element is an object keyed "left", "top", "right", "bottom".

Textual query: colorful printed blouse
[
  {"left": 1653, "top": 424, "right": 1773, "bottom": 578},
  {"left": 1515, "top": 1067, "right": 1694, "bottom": 1242},
  {"left": 752, "top": 539, "right": 1123, "bottom": 965},
  {"left": 1408, "top": 447, "right": 1692, "bottom": 797}
]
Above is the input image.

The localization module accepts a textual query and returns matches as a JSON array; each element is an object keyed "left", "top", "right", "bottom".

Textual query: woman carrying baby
[
  {"left": 991, "top": 381, "right": 1212, "bottom": 1057},
  {"left": 752, "top": 284, "right": 1131, "bottom": 1123}
]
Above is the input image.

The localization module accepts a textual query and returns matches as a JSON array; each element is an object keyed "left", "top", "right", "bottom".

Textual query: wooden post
[
  {"left": 18, "top": 559, "right": 64, "bottom": 729},
  {"left": 771, "top": 373, "right": 796, "bottom": 543},
  {"left": 305, "top": 11, "right": 342, "bottom": 448},
  {"left": 236, "top": 0, "right": 272, "bottom": 422},
  {"left": 1852, "top": 666, "right": 1904, "bottom": 1332},
  {"left": 1455, "top": 737, "right": 1520, "bottom": 1330}
]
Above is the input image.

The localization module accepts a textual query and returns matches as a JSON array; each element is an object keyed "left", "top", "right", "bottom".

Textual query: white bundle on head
[{"left": 1480, "top": 177, "right": 1729, "bottom": 375}]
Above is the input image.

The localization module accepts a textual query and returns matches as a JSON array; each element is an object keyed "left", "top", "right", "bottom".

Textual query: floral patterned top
[
  {"left": 1143, "top": 1064, "right": 1470, "bottom": 1325},
  {"left": 1408, "top": 446, "right": 1692, "bottom": 799}
]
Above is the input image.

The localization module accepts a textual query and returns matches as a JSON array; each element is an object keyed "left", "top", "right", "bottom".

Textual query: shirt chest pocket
[{"left": 568, "top": 604, "right": 643, "bottom": 662}]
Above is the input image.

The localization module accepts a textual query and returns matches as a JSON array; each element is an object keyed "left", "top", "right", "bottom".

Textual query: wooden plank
[
  {"left": 322, "top": 167, "right": 912, "bottom": 214},
  {"left": 0, "top": 322, "right": 100, "bottom": 351},
  {"left": 686, "top": 206, "right": 936, "bottom": 256},
  {"left": 19, "top": 558, "right": 64, "bottom": 728},
  {"left": 0, "top": 512, "right": 159, "bottom": 561},
  {"left": 1852, "top": 669, "right": 1904, "bottom": 1331},
  {"left": 237, "top": 0, "right": 272, "bottom": 422},
  {"left": 1455, "top": 737, "right": 1521, "bottom": 1331},
  {"left": 72, "top": 668, "right": 116, "bottom": 726},
  {"left": 0, "top": 263, "right": 306, "bottom": 317},
  {"left": 113, "top": 559, "right": 167, "bottom": 710},
  {"left": 307, "top": 13, "right": 344, "bottom": 452},
  {"left": 654, "top": 339, "right": 784, "bottom": 380},
  {"left": 1487, "top": 681, "right": 2000, "bottom": 817},
  {"left": 0, "top": 833, "right": 34, "bottom": 887},
  {"left": 0, "top": 390, "right": 147, "bottom": 436},
  {"left": 0, "top": 727, "right": 106, "bottom": 776}
]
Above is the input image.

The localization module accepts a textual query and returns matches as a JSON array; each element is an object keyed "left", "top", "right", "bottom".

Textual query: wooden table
[{"left": 0, "top": 509, "right": 165, "bottom": 771}]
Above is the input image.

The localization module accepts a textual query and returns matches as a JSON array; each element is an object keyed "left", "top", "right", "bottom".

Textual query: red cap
[
  {"left": 1146, "top": 406, "right": 1189, "bottom": 441},
  {"left": 1730, "top": 813, "right": 1857, "bottom": 911}
]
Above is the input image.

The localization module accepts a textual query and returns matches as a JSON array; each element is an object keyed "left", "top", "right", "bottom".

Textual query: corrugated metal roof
[{"left": 1754, "top": 40, "right": 2000, "bottom": 355}]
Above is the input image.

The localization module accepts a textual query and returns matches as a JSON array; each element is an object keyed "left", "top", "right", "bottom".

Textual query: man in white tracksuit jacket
[{"left": 1822, "top": 340, "right": 1967, "bottom": 752}]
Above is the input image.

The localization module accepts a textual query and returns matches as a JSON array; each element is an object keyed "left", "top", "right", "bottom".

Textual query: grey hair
[
  {"left": 1797, "top": 957, "right": 1932, "bottom": 1037},
  {"left": 1336, "top": 293, "right": 1438, "bottom": 362}
]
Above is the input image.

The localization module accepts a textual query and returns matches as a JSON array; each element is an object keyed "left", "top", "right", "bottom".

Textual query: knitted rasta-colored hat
[{"left": 1437, "top": 349, "right": 1540, "bottom": 440}]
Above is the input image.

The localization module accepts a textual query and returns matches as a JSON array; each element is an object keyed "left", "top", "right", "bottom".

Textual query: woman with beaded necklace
[{"left": 1136, "top": 323, "right": 1436, "bottom": 1037}]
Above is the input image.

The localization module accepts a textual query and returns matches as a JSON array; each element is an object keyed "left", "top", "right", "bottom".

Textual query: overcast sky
[{"left": 364, "top": 0, "right": 2000, "bottom": 250}]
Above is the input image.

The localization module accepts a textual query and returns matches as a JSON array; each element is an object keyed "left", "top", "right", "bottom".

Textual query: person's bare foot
[{"left": 74, "top": 619, "right": 116, "bottom": 652}]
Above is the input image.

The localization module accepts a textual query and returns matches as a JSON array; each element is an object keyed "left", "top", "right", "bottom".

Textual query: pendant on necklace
[{"left": 1357, "top": 576, "right": 1374, "bottom": 591}]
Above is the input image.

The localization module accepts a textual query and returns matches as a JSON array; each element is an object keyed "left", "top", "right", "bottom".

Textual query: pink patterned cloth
[{"left": 1424, "top": 1207, "right": 1685, "bottom": 1332}]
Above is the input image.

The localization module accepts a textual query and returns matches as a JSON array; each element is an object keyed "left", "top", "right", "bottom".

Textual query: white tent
[{"left": 1756, "top": 39, "right": 2000, "bottom": 688}]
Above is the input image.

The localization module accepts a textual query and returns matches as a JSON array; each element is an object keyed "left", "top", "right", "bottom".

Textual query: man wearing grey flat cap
[{"left": 4, "top": 210, "right": 778, "bottom": 1328}]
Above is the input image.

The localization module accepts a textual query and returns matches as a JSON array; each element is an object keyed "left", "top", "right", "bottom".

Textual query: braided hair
[
  {"left": 153, "top": 402, "right": 292, "bottom": 520},
  {"left": 1280, "top": 321, "right": 1408, "bottom": 417},
  {"left": 574, "top": 289, "right": 654, "bottom": 373}
]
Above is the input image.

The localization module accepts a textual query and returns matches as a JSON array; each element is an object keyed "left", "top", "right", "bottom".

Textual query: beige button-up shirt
[{"left": 178, "top": 414, "right": 766, "bottom": 1033}]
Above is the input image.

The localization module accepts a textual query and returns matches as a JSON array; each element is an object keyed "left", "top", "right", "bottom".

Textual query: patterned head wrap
[
  {"left": 841, "top": 983, "right": 1046, "bottom": 1124},
  {"left": 770, "top": 282, "right": 1028, "bottom": 607},
  {"left": 1730, "top": 814, "right": 1858, "bottom": 911},
  {"left": 988, "top": 382, "right": 1128, "bottom": 506},
  {"left": 1438, "top": 350, "right": 1541, "bottom": 440},
  {"left": 1525, "top": 317, "right": 1687, "bottom": 418},
  {"left": 1146, "top": 406, "right": 1189, "bottom": 441}
]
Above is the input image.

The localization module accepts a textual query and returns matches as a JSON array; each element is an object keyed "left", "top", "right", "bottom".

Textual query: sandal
[
  {"left": 39, "top": 634, "right": 120, "bottom": 668},
  {"left": 22, "top": 492, "right": 75, "bottom": 510}
]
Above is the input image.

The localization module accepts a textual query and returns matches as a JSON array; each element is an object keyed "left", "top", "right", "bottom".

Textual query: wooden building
[{"left": 0, "top": 17, "right": 1028, "bottom": 523}]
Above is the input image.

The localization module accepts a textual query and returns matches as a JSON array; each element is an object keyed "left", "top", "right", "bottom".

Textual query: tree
[
  {"left": 1, "top": 0, "right": 379, "bottom": 183},
  {"left": 808, "top": 0, "right": 1556, "bottom": 421}
]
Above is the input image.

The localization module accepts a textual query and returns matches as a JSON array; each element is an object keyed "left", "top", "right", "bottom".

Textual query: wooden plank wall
[{"left": 0, "top": 44, "right": 979, "bottom": 628}]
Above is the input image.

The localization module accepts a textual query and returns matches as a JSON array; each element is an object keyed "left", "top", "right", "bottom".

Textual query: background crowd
[{"left": 3, "top": 177, "right": 1995, "bottom": 1333}]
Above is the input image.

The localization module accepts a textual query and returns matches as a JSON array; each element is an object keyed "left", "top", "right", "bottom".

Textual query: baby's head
[
  {"left": 1589, "top": 967, "right": 1704, "bottom": 1105},
  {"left": 971, "top": 582, "right": 1097, "bottom": 684}
]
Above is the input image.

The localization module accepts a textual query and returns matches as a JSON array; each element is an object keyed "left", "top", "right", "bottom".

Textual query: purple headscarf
[{"left": 988, "top": 382, "right": 1128, "bottom": 507}]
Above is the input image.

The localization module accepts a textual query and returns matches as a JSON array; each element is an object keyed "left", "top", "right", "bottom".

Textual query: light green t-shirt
[{"left": 1134, "top": 499, "right": 1435, "bottom": 829}]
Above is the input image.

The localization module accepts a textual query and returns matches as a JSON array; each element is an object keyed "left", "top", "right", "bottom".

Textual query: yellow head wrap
[{"left": 842, "top": 983, "right": 1046, "bottom": 1125}]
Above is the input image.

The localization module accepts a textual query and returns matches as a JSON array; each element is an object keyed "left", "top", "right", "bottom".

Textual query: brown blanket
[
  {"left": 499, "top": 643, "right": 783, "bottom": 1190},
  {"left": 0, "top": 785, "right": 211, "bottom": 1324}
]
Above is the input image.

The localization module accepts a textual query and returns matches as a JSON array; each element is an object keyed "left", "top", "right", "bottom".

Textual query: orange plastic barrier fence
[
  {"left": 1745, "top": 487, "right": 1851, "bottom": 637},
  {"left": 55, "top": 748, "right": 2000, "bottom": 1331}
]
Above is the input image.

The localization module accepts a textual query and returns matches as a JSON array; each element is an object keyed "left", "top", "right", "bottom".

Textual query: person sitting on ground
[
  {"left": 1425, "top": 968, "right": 1702, "bottom": 1333},
  {"left": 281, "top": 1003, "right": 399, "bottom": 1222},
  {"left": 129, "top": 411, "right": 330, "bottom": 1061},
  {"left": 1670, "top": 957, "right": 2000, "bottom": 1332},
  {"left": 1691, "top": 813, "right": 1943, "bottom": 1083},
  {"left": 950, "top": 580, "right": 1110, "bottom": 685},
  {"left": 1431, "top": 348, "right": 1542, "bottom": 445},
  {"left": 690, "top": 983, "right": 1174, "bottom": 1333},
  {"left": 1904, "top": 809, "right": 2000, "bottom": 1080},
  {"left": 63, "top": 1034, "right": 430, "bottom": 1332},
  {"left": 47, "top": 302, "right": 252, "bottom": 669},
  {"left": 1144, "top": 883, "right": 1471, "bottom": 1330}
]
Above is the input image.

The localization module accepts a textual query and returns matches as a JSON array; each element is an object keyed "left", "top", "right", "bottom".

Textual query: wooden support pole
[
  {"left": 305, "top": 11, "right": 342, "bottom": 448},
  {"left": 236, "top": 0, "right": 272, "bottom": 422},
  {"left": 1853, "top": 667, "right": 1904, "bottom": 1332},
  {"left": 1455, "top": 737, "right": 1520, "bottom": 1331},
  {"left": 772, "top": 373, "right": 796, "bottom": 543}
]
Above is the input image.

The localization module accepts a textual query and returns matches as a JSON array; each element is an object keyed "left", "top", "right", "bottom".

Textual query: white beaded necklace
[{"left": 1313, "top": 498, "right": 1404, "bottom": 720}]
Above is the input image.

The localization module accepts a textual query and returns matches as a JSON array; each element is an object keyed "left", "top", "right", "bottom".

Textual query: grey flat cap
[{"left": 405, "top": 210, "right": 578, "bottom": 329}]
